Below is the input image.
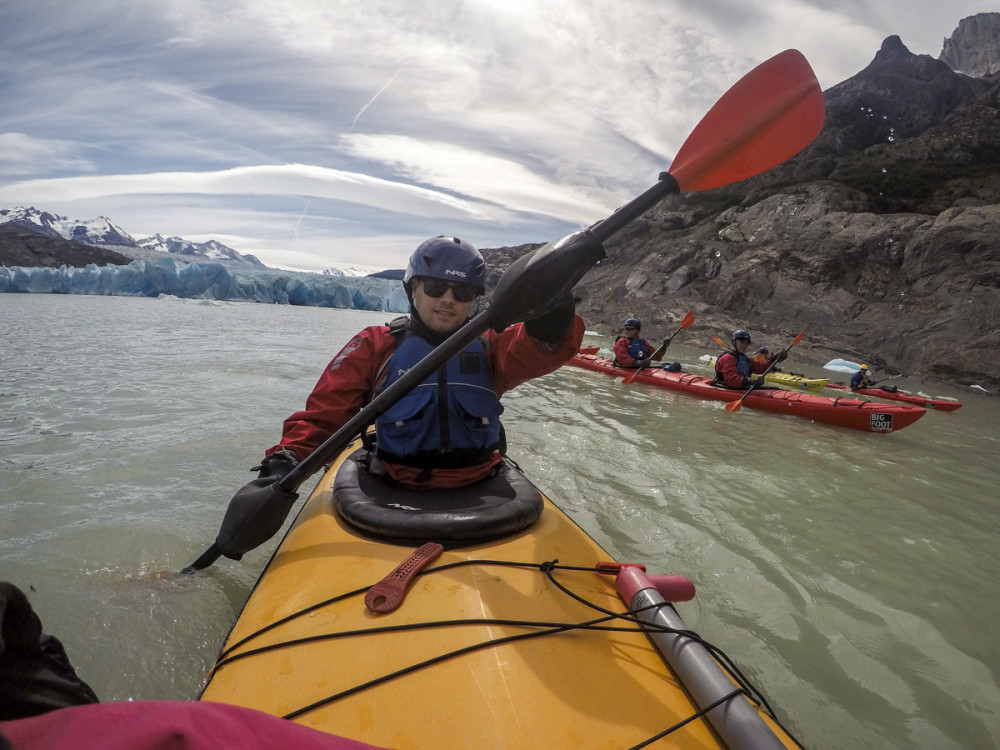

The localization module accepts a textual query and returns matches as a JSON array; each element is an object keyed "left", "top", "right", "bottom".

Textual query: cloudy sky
[{"left": 0, "top": 1, "right": 989, "bottom": 272}]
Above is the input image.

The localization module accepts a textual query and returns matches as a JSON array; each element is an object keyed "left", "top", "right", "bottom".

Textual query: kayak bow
[{"left": 200, "top": 440, "right": 800, "bottom": 749}]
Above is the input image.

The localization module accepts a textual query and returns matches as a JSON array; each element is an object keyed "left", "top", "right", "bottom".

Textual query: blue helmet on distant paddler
[
  {"left": 732, "top": 329, "right": 752, "bottom": 344},
  {"left": 623, "top": 318, "right": 641, "bottom": 330},
  {"left": 403, "top": 236, "right": 486, "bottom": 298}
]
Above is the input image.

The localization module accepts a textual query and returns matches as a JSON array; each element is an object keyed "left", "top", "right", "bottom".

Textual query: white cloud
[
  {"left": 0, "top": 165, "right": 493, "bottom": 222},
  {"left": 339, "top": 134, "right": 613, "bottom": 224},
  {"left": 0, "top": 0, "right": 991, "bottom": 271},
  {"left": 0, "top": 133, "right": 96, "bottom": 176}
]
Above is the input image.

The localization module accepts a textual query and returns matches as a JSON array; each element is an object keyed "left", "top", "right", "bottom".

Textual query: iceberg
[
  {"left": 823, "top": 358, "right": 862, "bottom": 373},
  {"left": 0, "top": 256, "right": 410, "bottom": 313}
]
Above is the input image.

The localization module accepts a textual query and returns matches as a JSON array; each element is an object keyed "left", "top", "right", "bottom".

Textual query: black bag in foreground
[{"left": 0, "top": 582, "right": 99, "bottom": 721}]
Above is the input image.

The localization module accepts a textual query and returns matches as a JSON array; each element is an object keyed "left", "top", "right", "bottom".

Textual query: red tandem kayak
[
  {"left": 567, "top": 354, "right": 926, "bottom": 433},
  {"left": 825, "top": 383, "right": 962, "bottom": 411}
]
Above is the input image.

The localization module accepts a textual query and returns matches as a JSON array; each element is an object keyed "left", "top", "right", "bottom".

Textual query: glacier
[{"left": 0, "top": 256, "right": 410, "bottom": 313}]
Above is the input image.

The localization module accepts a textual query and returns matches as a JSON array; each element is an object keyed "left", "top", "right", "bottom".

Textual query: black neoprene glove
[
  {"left": 523, "top": 291, "right": 576, "bottom": 344},
  {"left": 635, "top": 357, "right": 652, "bottom": 370},
  {"left": 661, "top": 337, "right": 671, "bottom": 349},
  {"left": 253, "top": 449, "right": 300, "bottom": 479},
  {"left": 744, "top": 375, "right": 766, "bottom": 389},
  {"left": 773, "top": 350, "right": 788, "bottom": 363},
  {"left": 214, "top": 449, "right": 300, "bottom": 560}
]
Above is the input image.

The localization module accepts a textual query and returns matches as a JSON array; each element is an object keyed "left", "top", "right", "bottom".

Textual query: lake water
[{"left": 2, "top": 293, "right": 998, "bottom": 749}]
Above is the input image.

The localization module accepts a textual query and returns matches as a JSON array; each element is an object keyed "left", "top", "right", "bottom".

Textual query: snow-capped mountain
[
  {"left": 137, "top": 234, "right": 264, "bottom": 266},
  {"left": 0, "top": 206, "right": 264, "bottom": 267},
  {"left": 0, "top": 206, "right": 135, "bottom": 246}
]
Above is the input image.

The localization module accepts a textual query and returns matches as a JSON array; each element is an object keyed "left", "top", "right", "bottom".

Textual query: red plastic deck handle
[{"left": 364, "top": 542, "right": 444, "bottom": 613}]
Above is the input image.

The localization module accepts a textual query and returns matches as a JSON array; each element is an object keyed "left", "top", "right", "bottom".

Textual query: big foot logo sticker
[{"left": 870, "top": 413, "right": 894, "bottom": 432}]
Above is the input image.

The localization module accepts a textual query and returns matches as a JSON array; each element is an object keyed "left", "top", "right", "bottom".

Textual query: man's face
[
  {"left": 411, "top": 278, "right": 477, "bottom": 334},
  {"left": 734, "top": 337, "right": 750, "bottom": 353},
  {"left": 623, "top": 325, "right": 639, "bottom": 339}
]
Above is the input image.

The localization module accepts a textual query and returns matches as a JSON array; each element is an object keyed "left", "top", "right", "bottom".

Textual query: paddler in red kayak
[
  {"left": 714, "top": 329, "right": 786, "bottom": 388},
  {"left": 613, "top": 318, "right": 673, "bottom": 369},
  {"left": 851, "top": 364, "right": 873, "bottom": 389}
]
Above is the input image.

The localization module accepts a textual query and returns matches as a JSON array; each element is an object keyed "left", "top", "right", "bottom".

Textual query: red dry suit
[
  {"left": 714, "top": 350, "right": 773, "bottom": 389},
  {"left": 266, "top": 315, "right": 585, "bottom": 489}
]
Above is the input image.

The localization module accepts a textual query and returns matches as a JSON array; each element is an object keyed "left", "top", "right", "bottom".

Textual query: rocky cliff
[
  {"left": 0, "top": 225, "right": 132, "bottom": 268},
  {"left": 486, "top": 27, "right": 1000, "bottom": 393},
  {"left": 940, "top": 13, "right": 1000, "bottom": 78}
]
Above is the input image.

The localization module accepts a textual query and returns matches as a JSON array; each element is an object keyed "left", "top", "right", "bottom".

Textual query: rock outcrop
[
  {"left": 940, "top": 13, "right": 1000, "bottom": 78},
  {"left": 0, "top": 225, "right": 132, "bottom": 268},
  {"left": 485, "top": 24, "right": 1000, "bottom": 393}
]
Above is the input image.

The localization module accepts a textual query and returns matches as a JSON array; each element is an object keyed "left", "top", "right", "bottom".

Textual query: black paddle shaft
[
  {"left": 183, "top": 47, "right": 827, "bottom": 571},
  {"left": 283, "top": 173, "right": 688, "bottom": 489},
  {"left": 180, "top": 179, "right": 671, "bottom": 574}
]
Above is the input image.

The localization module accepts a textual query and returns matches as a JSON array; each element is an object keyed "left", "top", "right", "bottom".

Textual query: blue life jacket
[
  {"left": 734, "top": 352, "right": 753, "bottom": 377},
  {"left": 628, "top": 338, "right": 653, "bottom": 361},
  {"left": 614, "top": 336, "right": 652, "bottom": 366},
  {"left": 375, "top": 332, "right": 503, "bottom": 468},
  {"left": 713, "top": 350, "right": 753, "bottom": 382}
]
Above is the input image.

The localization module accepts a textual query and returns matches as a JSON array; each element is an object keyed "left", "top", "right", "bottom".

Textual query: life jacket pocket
[
  {"left": 378, "top": 386, "right": 436, "bottom": 455},
  {"left": 450, "top": 386, "right": 503, "bottom": 448}
]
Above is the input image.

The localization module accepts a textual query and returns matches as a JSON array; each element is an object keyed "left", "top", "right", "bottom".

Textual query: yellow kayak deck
[
  {"left": 707, "top": 357, "right": 828, "bottom": 393},
  {"left": 201, "top": 442, "right": 797, "bottom": 749}
]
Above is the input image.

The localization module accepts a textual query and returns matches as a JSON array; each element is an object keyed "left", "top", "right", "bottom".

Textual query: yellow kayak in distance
[
  {"left": 706, "top": 356, "right": 829, "bottom": 393},
  {"left": 199, "top": 438, "right": 801, "bottom": 750}
]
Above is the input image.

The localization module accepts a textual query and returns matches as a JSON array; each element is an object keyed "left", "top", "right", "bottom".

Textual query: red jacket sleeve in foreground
[
  {"left": 487, "top": 314, "right": 585, "bottom": 397},
  {"left": 266, "top": 327, "right": 391, "bottom": 460}
]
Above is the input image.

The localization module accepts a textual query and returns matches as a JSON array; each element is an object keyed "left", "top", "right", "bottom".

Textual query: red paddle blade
[
  {"left": 724, "top": 398, "right": 743, "bottom": 412},
  {"left": 679, "top": 310, "right": 695, "bottom": 329},
  {"left": 791, "top": 328, "right": 805, "bottom": 346},
  {"left": 669, "top": 49, "right": 824, "bottom": 192},
  {"left": 712, "top": 336, "right": 728, "bottom": 348}
]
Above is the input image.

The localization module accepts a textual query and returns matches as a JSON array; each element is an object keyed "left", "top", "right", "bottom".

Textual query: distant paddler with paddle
[
  {"left": 616, "top": 311, "right": 694, "bottom": 383},
  {"left": 850, "top": 364, "right": 873, "bottom": 389},
  {"left": 713, "top": 329, "right": 788, "bottom": 390}
]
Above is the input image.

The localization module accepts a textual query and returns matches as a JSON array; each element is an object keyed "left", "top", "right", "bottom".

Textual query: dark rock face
[
  {"left": 485, "top": 28, "right": 1000, "bottom": 393},
  {"left": 940, "top": 13, "right": 1000, "bottom": 78},
  {"left": 0, "top": 225, "right": 132, "bottom": 269}
]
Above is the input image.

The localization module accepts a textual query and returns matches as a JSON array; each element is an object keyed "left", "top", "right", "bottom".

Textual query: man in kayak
[
  {"left": 713, "top": 329, "right": 786, "bottom": 388},
  {"left": 213, "top": 236, "right": 584, "bottom": 558},
  {"left": 613, "top": 318, "right": 671, "bottom": 369},
  {"left": 851, "top": 364, "right": 873, "bottom": 389}
]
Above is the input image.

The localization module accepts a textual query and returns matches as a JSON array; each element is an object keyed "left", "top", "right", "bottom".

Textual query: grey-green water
[{"left": 2, "top": 294, "right": 998, "bottom": 749}]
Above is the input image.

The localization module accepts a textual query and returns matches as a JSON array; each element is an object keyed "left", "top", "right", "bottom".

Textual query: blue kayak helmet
[
  {"left": 404, "top": 236, "right": 486, "bottom": 296},
  {"left": 732, "top": 329, "right": 751, "bottom": 344},
  {"left": 624, "top": 318, "right": 641, "bottom": 330}
]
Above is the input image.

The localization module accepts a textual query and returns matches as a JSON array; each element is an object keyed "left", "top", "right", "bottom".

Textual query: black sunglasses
[{"left": 420, "top": 279, "right": 478, "bottom": 302}]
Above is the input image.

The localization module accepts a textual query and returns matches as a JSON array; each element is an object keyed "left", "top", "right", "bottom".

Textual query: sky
[{"left": 0, "top": 1, "right": 991, "bottom": 272}]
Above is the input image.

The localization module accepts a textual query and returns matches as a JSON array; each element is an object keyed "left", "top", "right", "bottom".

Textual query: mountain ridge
[
  {"left": 0, "top": 206, "right": 265, "bottom": 268},
  {"left": 483, "top": 22, "right": 1000, "bottom": 392},
  {"left": 3, "top": 16, "right": 999, "bottom": 391}
]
